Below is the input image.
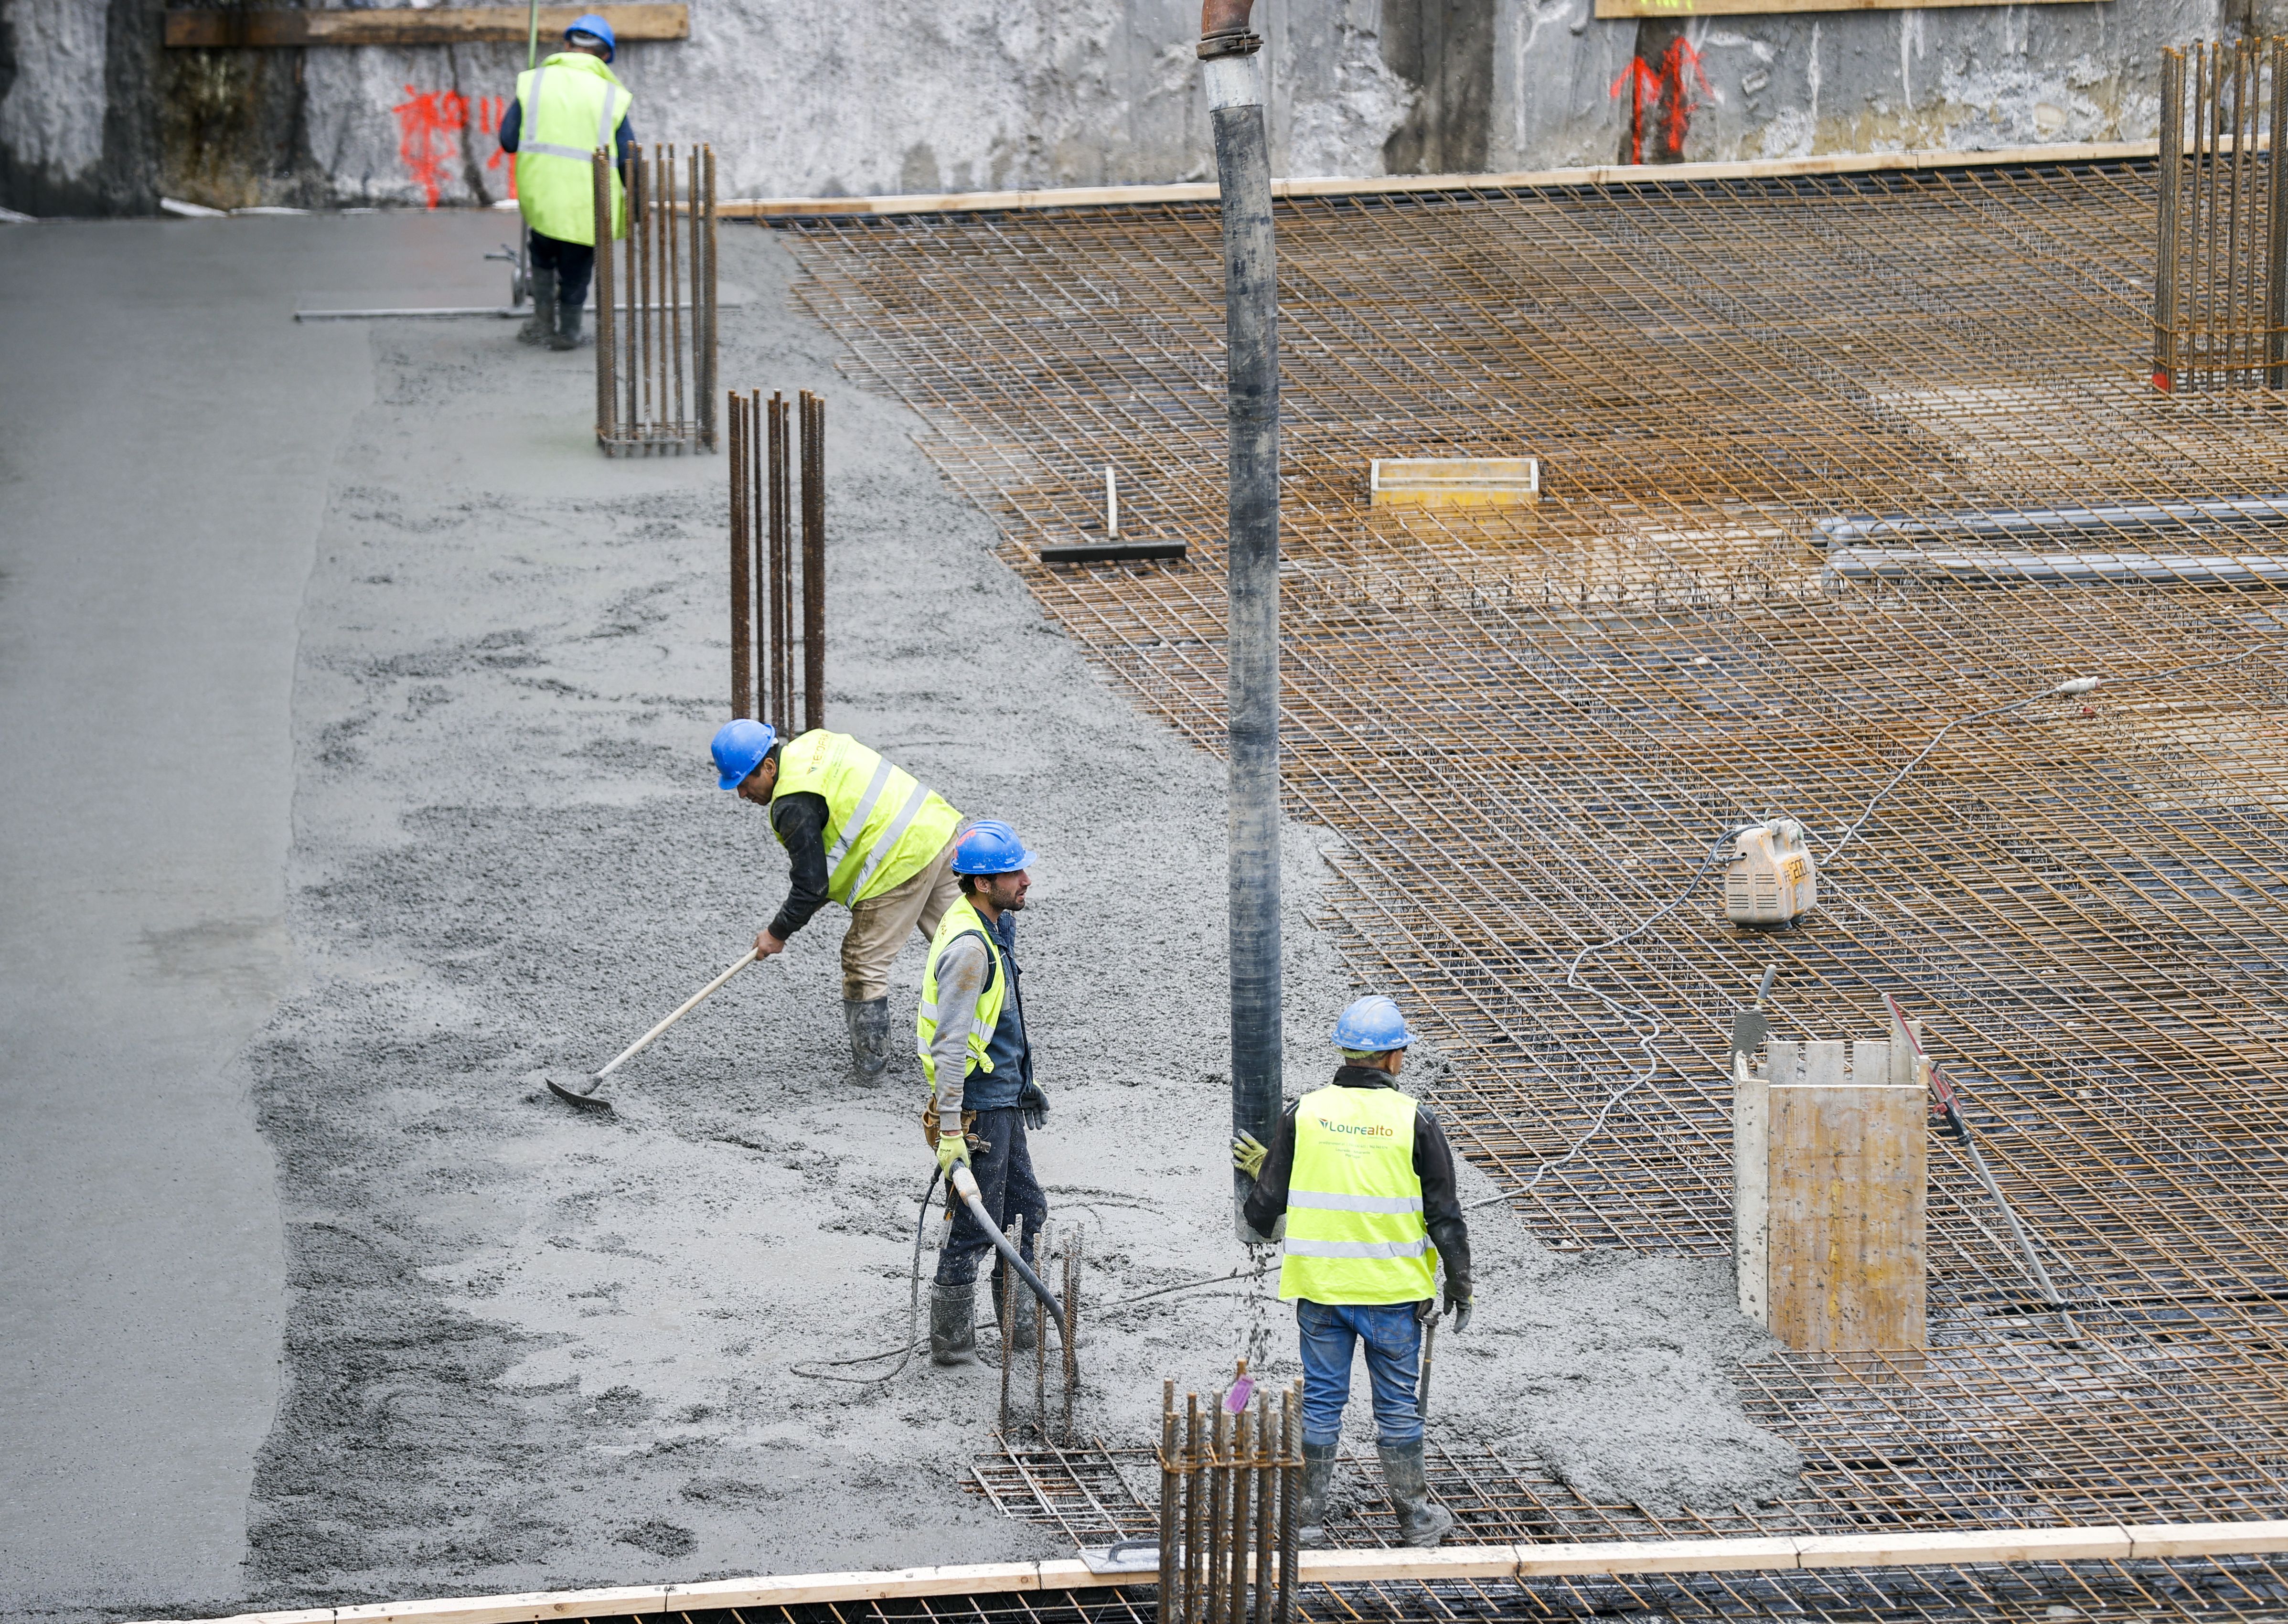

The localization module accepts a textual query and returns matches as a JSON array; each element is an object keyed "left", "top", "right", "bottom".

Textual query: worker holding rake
[
  {"left": 1232, "top": 995, "right": 1472, "bottom": 1549},
  {"left": 711, "top": 720, "right": 965, "bottom": 1082}
]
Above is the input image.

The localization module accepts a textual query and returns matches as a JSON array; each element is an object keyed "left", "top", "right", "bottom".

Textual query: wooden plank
[
  {"left": 1735, "top": 1040, "right": 1775, "bottom": 1325},
  {"left": 1767, "top": 1040, "right": 1926, "bottom": 1351},
  {"left": 1796, "top": 1527, "right": 2133, "bottom": 1567},
  {"left": 664, "top": 1563, "right": 1061, "bottom": 1609},
  {"left": 1299, "top": 1547, "right": 1523, "bottom": 1583},
  {"left": 2126, "top": 1519, "right": 2288, "bottom": 1558},
  {"left": 719, "top": 140, "right": 2160, "bottom": 219},
  {"left": 1514, "top": 1537, "right": 1801, "bottom": 1575},
  {"left": 130, "top": 1523, "right": 2288, "bottom": 1624},
  {"left": 332, "top": 1584, "right": 671, "bottom": 1624},
  {"left": 1595, "top": 0, "right": 2090, "bottom": 13},
  {"left": 164, "top": 3, "right": 685, "bottom": 47}
]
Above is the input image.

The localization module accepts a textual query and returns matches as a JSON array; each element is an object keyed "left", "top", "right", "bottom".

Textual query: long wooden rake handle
[{"left": 593, "top": 948, "right": 759, "bottom": 1081}]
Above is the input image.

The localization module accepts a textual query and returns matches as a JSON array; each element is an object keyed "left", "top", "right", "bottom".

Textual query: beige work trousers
[{"left": 840, "top": 834, "right": 962, "bottom": 1002}]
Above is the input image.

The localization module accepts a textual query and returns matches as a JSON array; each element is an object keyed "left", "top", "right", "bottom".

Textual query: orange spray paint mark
[
  {"left": 476, "top": 95, "right": 516, "bottom": 201},
  {"left": 392, "top": 86, "right": 470, "bottom": 209},
  {"left": 1610, "top": 37, "right": 1712, "bottom": 164}
]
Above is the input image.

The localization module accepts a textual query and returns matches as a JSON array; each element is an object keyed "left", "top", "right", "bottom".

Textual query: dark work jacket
[
  {"left": 766, "top": 790, "right": 831, "bottom": 941},
  {"left": 1241, "top": 1064, "right": 1472, "bottom": 1293}
]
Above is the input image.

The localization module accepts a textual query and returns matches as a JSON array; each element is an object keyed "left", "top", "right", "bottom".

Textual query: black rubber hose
[{"left": 1204, "top": 6, "right": 1283, "bottom": 1247}]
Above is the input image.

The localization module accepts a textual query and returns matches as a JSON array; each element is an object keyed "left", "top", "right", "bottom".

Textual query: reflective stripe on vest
[
  {"left": 513, "top": 54, "right": 631, "bottom": 247},
  {"left": 772, "top": 729, "right": 961, "bottom": 906},
  {"left": 1277, "top": 1083, "right": 1438, "bottom": 1305},
  {"left": 916, "top": 895, "right": 1006, "bottom": 1092}
]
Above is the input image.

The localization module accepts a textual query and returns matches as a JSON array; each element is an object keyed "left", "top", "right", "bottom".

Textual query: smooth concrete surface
[{"left": 0, "top": 210, "right": 503, "bottom": 1620}]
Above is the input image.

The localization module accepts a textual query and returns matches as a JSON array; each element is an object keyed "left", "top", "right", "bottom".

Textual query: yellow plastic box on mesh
[{"left": 1367, "top": 457, "right": 1540, "bottom": 508}]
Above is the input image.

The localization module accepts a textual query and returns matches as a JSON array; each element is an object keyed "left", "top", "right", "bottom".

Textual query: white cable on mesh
[{"left": 1469, "top": 646, "right": 2275, "bottom": 1214}]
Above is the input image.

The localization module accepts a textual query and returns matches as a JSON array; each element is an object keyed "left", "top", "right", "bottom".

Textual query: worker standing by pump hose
[
  {"left": 1232, "top": 995, "right": 1473, "bottom": 1549},
  {"left": 918, "top": 820, "right": 1052, "bottom": 1368}
]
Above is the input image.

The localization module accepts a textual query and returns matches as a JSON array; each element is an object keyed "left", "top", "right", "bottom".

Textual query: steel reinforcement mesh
[{"left": 772, "top": 159, "right": 2288, "bottom": 1615}]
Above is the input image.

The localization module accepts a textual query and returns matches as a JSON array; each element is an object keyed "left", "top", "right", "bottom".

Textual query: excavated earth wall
[{"left": 222, "top": 223, "right": 1801, "bottom": 1611}]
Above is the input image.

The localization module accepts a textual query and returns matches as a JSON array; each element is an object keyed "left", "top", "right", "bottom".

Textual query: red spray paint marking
[
  {"left": 476, "top": 95, "right": 516, "bottom": 201},
  {"left": 393, "top": 86, "right": 469, "bottom": 208},
  {"left": 1610, "top": 37, "right": 1712, "bottom": 164}
]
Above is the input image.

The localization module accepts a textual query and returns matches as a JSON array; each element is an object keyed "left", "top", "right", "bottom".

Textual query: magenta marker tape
[{"left": 1224, "top": 1375, "right": 1254, "bottom": 1413}]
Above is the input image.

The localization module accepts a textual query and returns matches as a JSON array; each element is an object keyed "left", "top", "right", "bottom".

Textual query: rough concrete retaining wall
[{"left": 0, "top": 1, "right": 2228, "bottom": 219}]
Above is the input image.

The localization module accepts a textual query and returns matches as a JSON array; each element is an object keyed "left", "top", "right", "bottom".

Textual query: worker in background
[
  {"left": 918, "top": 820, "right": 1051, "bottom": 1368},
  {"left": 498, "top": 13, "right": 634, "bottom": 351},
  {"left": 709, "top": 720, "right": 963, "bottom": 1080},
  {"left": 1231, "top": 995, "right": 1472, "bottom": 1549}
]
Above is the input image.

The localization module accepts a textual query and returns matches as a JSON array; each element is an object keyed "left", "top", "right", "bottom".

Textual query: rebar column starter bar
[
  {"left": 2155, "top": 39, "right": 2288, "bottom": 391},
  {"left": 1157, "top": 1372, "right": 1298, "bottom": 1624},
  {"left": 726, "top": 387, "right": 829, "bottom": 727},
  {"left": 596, "top": 141, "right": 718, "bottom": 453}
]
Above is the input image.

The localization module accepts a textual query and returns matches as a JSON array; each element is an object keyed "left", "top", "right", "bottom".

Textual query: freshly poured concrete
[
  {"left": 1, "top": 213, "right": 1798, "bottom": 1620},
  {"left": 0, "top": 210, "right": 520, "bottom": 1619}
]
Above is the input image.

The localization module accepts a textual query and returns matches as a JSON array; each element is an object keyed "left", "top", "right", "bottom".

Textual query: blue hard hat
[
  {"left": 564, "top": 12, "right": 616, "bottom": 58},
  {"left": 1332, "top": 995, "right": 1415, "bottom": 1053},
  {"left": 952, "top": 818, "right": 1038, "bottom": 876},
  {"left": 711, "top": 718, "right": 777, "bottom": 790}
]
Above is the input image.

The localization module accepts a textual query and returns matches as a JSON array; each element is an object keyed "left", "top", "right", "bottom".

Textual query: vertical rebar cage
[
  {"left": 2155, "top": 38, "right": 2288, "bottom": 391},
  {"left": 1157, "top": 1376, "right": 1299, "bottom": 1624},
  {"left": 727, "top": 387, "right": 827, "bottom": 728},
  {"left": 592, "top": 143, "right": 719, "bottom": 453}
]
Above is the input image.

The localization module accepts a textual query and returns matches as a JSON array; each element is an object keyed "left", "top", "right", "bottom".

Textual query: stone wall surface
[{"left": 0, "top": 1, "right": 2231, "bottom": 219}]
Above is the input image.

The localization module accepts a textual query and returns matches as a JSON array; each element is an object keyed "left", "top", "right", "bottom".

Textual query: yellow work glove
[
  {"left": 1231, "top": 1130, "right": 1268, "bottom": 1179},
  {"left": 937, "top": 1128, "right": 972, "bottom": 1176}
]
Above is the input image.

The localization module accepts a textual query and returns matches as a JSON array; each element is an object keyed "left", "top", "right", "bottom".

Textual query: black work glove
[
  {"left": 1017, "top": 1079, "right": 1049, "bottom": 1131},
  {"left": 1444, "top": 1276, "right": 1474, "bottom": 1335}
]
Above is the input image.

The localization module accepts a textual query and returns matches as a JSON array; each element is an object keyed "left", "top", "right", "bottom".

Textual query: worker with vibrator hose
[
  {"left": 918, "top": 819, "right": 1054, "bottom": 1368},
  {"left": 497, "top": 13, "right": 635, "bottom": 351},
  {"left": 710, "top": 719, "right": 965, "bottom": 1082},
  {"left": 1231, "top": 995, "right": 1472, "bottom": 1549}
]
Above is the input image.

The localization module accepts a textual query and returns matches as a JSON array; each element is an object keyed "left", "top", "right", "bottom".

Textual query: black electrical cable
[
  {"left": 1470, "top": 647, "right": 2279, "bottom": 1214},
  {"left": 791, "top": 1168, "right": 941, "bottom": 1384}
]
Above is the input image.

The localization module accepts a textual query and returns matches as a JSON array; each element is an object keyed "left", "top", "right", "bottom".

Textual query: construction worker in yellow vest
[
  {"left": 1232, "top": 995, "right": 1473, "bottom": 1549},
  {"left": 498, "top": 13, "right": 633, "bottom": 351},
  {"left": 709, "top": 719, "right": 963, "bottom": 1080},
  {"left": 916, "top": 820, "right": 1050, "bottom": 1367}
]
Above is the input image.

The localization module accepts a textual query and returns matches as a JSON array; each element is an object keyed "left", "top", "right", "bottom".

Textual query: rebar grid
[{"left": 776, "top": 160, "right": 2288, "bottom": 1585}]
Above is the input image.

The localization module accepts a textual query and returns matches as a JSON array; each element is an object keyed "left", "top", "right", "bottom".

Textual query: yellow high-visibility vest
[
  {"left": 1278, "top": 1083, "right": 1438, "bottom": 1305},
  {"left": 512, "top": 52, "right": 631, "bottom": 246},
  {"left": 916, "top": 895, "right": 1007, "bottom": 1094},
  {"left": 770, "top": 729, "right": 961, "bottom": 907}
]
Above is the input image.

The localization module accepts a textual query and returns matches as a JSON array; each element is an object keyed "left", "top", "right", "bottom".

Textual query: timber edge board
[
  {"left": 722, "top": 139, "right": 2160, "bottom": 219},
  {"left": 163, "top": 3, "right": 685, "bottom": 48},
  {"left": 130, "top": 1520, "right": 2288, "bottom": 1624}
]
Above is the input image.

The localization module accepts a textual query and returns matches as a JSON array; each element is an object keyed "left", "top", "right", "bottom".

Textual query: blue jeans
[{"left": 1296, "top": 1299, "right": 1424, "bottom": 1447}]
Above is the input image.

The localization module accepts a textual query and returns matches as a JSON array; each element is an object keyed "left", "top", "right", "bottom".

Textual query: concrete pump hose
[{"left": 949, "top": 1163, "right": 1064, "bottom": 1320}]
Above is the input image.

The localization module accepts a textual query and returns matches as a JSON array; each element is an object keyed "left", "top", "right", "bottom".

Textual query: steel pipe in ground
[{"left": 1199, "top": 0, "right": 1281, "bottom": 1245}]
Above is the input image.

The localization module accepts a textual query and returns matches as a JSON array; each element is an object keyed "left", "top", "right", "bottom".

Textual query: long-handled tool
[
  {"left": 544, "top": 948, "right": 758, "bottom": 1112},
  {"left": 949, "top": 1163, "right": 1064, "bottom": 1320},
  {"left": 1886, "top": 992, "right": 2080, "bottom": 1339}
]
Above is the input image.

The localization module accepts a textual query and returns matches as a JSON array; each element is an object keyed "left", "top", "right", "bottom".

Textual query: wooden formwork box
[{"left": 1733, "top": 1034, "right": 1927, "bottom": 1352}]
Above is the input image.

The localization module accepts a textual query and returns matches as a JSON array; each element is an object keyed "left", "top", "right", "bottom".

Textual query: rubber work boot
[
  {"left": 845, "top": 995, "right": 891, "bottom": 1084},
  {"left": 1296, "top": 1440, "right": 1338, "bottom": 1546},
  {"left": 929, "top": 1281, "right": 977, "bottom": 1367},
  {"left": 548, "top": 289, "right": 585, "bottom": 351},
  {"left": 520, "top": 267, "right": 556, "bottom": 345},
  {"left": 1377, "top": 1441, "right": 1454, "bottom": 1549}
]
